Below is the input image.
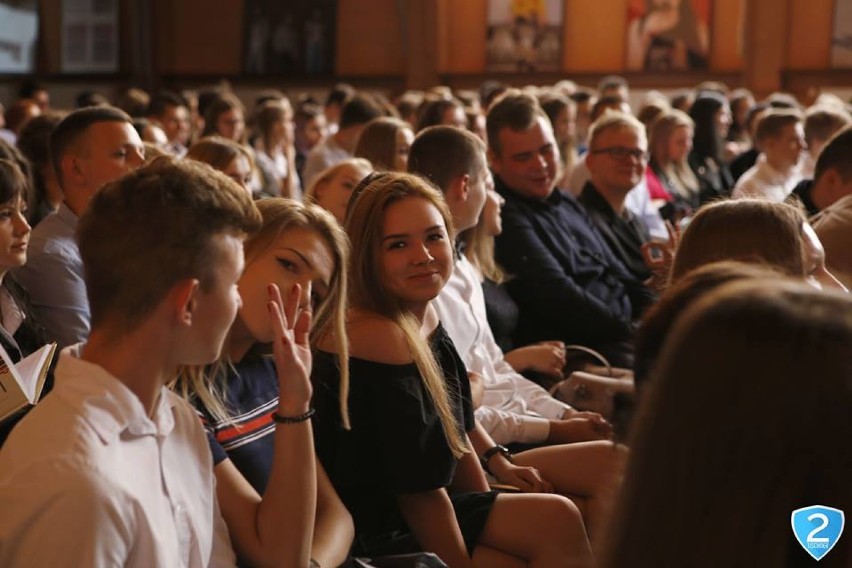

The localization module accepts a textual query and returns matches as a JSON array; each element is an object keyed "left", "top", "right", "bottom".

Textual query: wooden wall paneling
[
  {"left": 440, "top": 0, "right": 487, "bottom": 73},
  {"left": 405, "top": 0, "right": 440, "bottom": 89},
  {"left": 742, "top": 0, "right": 791, "bottom": 97},
  {"left": 153, "top": 0, "right": 180, "bottom": 75},
  {"left": 170, "top": 0, "right": 241, "bottom": 75},
  {"left": 39, "top": 0, "right": 62, "bottom": 73},
  {"left": 564, "top": 0, "right": 628, "bottom": 72},
  {"left": 710, "top": 0, "right": 745, "bottom": 71},
  {"left": 336, "top": 0, "right": 405, "bottom": 76},
  {"left": 786, "top": 0, "right": 833, "bottom": 69}
]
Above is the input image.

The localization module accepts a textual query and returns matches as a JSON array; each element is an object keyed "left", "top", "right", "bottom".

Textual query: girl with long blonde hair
[
  {"left": 312, "top": 172, "right": 594, "bottom": 566},
  {"left": 647, "top": 109, "right": 701, "bottom": 220},
  {"left": 174, "top": 198, "right": 354, "bottom": 568}
]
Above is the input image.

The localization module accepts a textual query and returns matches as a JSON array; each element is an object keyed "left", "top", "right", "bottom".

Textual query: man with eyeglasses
[
  {"left": 487, "top": 92, "right": 654, "bottom": 368},
  {"left": 579, "top": 112, "right": 653, "bottom": 283}
]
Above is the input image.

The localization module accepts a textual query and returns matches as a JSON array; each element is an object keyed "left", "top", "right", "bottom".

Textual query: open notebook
[{"left": 0, "top": 342, "right": 56, "bottom": 422}]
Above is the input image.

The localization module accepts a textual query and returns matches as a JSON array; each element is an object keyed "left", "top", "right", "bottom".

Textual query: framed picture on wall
[
  {"left": 61, "top": 0, "right": 118, "bottom": 73},
  {"left": 831, "top": 0, "right": 852, "bottom": 67},
  {"left": 0, "top": 0, "right": 38, "bottom": 74},
  {"left": 485, "top": 0, "right": 563, "bottom": 73},
  {"left": 625, "top": 0, "right": 711, "bottom": 71},
  {"left": 243, "top": 0, "right": 336, "bottom": 76}
]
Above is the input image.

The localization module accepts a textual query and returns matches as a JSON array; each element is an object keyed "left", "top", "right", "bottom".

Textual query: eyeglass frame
[{"left": 589, "top": 146, "right": 649, "bottom": 161}]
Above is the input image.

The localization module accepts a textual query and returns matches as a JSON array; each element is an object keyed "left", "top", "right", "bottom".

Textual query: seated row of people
[
  {"left": 0, "top": 77, "right": 850, "bottom": 565},
  {"left": 3, "top": 150, "right": 849, "bottom": 566}
]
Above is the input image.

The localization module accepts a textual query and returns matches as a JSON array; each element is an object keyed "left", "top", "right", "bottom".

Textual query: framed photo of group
[
  {"left": 243, "top": 0, "right": 336, "bottom": 76},
  {"left": 625, "top": 0, "right": 712, "bottom": 72},
  {"left": 485, "top": 0, "right": 564, "bottom": 73}
]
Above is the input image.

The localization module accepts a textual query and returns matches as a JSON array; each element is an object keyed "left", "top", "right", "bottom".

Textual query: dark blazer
[
  {"left": 493, "top": 176, "right": 654, "bottom": 366},
  {"left": 578, "top": 182, "right": 653, "bottom": 283}
]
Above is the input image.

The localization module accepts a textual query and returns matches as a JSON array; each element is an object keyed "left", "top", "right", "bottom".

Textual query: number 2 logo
[
  {"left": 791, "top": 506, "right": 845, "bottom": 561},
  {"left": 807, "top": 513, "right": 830, "bottom": 544}
]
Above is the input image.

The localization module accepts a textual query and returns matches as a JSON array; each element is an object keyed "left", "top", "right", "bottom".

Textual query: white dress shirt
[
  {"left": 0, "top": 347, "right": 235, "bottom": 568},
  {"left": 433, "top": 255, "right": 571, "bottom": 444},
  {"left": 732, "top": 154, "right": 803, "bottom": 202}
]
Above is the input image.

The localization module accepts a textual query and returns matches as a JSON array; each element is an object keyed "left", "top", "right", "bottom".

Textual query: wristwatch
[{"left": 481, "top": 444, "right": 512, "bottom": 475}]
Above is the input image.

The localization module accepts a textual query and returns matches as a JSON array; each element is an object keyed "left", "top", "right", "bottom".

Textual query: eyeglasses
[{"left": 590, "top": 146, "right": 649, "bottom": 161}]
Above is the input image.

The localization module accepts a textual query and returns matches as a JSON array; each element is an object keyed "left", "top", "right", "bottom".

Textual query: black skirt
[{"left": 351, "top": 490, "right": 499, "bottom": 558}]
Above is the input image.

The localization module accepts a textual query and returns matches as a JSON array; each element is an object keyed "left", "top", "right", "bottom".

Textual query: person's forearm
[
  {"left": 503, "top": 347, "right": 532, "bottom": 373},
  {"left": 474, "top": 405, "right": 550, "bottom": 445},
  {"left": 256, "top": 415, "right": 317, "bottom": 567},
  {"left": 450, "top": 432, "right": 490, "bottom": 493},
  {"left": 310, "top": 462, "right": 354, "bottom": 568},
  {"left": 310, "top": 499, "right": 354, "bottom": 568},
  {"left": 284, "top": 145, "right": 300, "bottom": 199},
  {"left": 468, "top": 421, "right": 495, "bottom": 456}
]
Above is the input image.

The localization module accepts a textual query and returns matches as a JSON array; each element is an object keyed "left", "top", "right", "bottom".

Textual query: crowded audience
[{"left": 0, "top": 75, "right": 850, "bottom": 568}]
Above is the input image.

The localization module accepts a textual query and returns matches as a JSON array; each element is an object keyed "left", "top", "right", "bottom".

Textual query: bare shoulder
[{"left": 346, "top": 309, "right": 414, "bottom": 365}]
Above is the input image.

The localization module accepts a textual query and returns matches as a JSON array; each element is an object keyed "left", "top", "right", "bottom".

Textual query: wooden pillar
[
  {"left": 742, "top": 0, "right": 792, "bottom": 97},
  {"left": 404, "top": 0, "right": 441, "bottom": 90},
  {"left": 123, "top": 0, "right": 155, "bottom": 90}
]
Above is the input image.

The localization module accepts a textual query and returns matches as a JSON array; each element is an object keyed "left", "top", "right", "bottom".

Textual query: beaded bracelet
[{"left": 271, "top": 408, "right": 316, "bottom": 424}]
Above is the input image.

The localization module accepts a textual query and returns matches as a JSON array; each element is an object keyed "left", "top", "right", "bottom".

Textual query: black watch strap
[{"left": 481, "top": 444, "right": 512, "bottom": 475}]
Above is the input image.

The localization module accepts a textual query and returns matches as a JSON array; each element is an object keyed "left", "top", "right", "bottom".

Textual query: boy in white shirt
[
  {"left": 0, "top": 157, "right": 262, "bottom": 567},
  {"left": 733, "top": 109, "right": 805, "bottom": 202}
]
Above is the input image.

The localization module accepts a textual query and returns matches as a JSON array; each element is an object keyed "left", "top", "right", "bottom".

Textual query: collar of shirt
[
  {"left": 55, "top": 345, "right": 177, "bottom": 444},
  {"left": 815, "top": 192, "right": 852, "bottom": 222},
  {"left": 493, "top": 173, "right": 564, "bottom": 209},
  {"left": 579, "top": 181, "right": 629, "bottom": 222}
]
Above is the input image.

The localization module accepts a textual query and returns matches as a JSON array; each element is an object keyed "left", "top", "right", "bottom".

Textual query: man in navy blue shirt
[{"left": 486, "top": 91, "right": 654, "bottom": 367}]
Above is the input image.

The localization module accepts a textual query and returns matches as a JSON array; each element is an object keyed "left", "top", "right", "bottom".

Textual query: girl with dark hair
[
  {"left": 202, "top": 93, "right": 247, "bottom": 144},
  {"left": 354, "top": 117, "right": 414, "bottom": 173},
  {"left": 0, "top": 159, "right": 53, "bottom": 445},
  {"left": 253, "top": 100, "right": 302, "bottom": 200},
  {"left": 688, "top": 91, "right": 734, "bottom": 203}
]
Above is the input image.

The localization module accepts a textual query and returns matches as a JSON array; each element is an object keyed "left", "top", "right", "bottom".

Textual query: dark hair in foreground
[
  {"left": 77, "top": 156, "right": 262, "bottom": 333},
  {"left": 814, "top": 126, "right": 852, "bottom": 183},
  {"left": 605, "top": 280, "right": 852, "bottom": 567},
  {"left": 634, "top": 261, "right": 781, "bottom": 392},
  {"left": 670, "top": 199, "right": 806, "bottom": 283}
]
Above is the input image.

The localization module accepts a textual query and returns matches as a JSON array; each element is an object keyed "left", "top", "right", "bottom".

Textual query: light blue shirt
[{"left": 14, "top": 203, "right": 89, "bottom": 348}]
